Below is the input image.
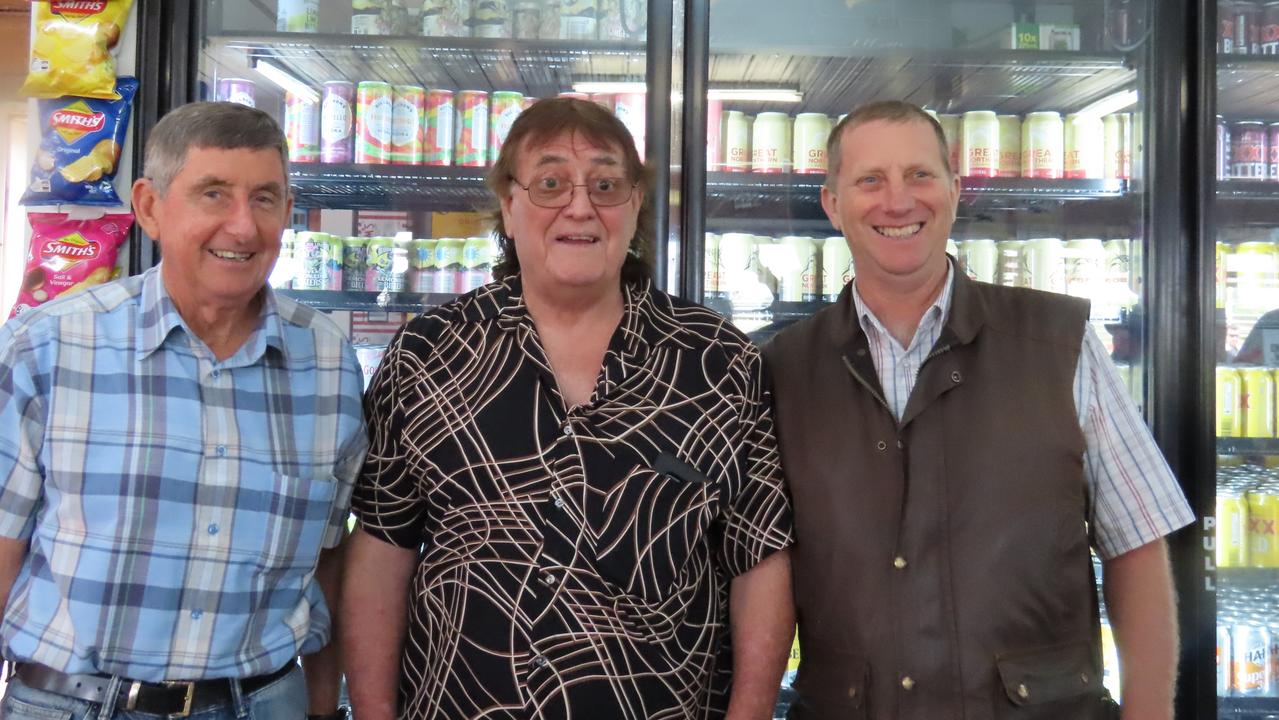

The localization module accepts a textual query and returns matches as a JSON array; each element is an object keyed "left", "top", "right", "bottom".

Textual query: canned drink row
[
  {"left": 931, "top": 110, "right": 1134, "bottom": 181},
  {"left": 704, "top": 233, "right": 852, "bottom": 305},
  {"left": 1217, "top": 622, "right": 1279, "bottom": 696},
  {"left": 1218, "top": 0, "right": 1279, "bottom": 55},
  {"left": 1217, "top": 117, "right": 1279, "bottom": 181},
  {"left": 1215, "top": 474, "right": 1279, "bottom": 568},
  {"left": 954, "top": 237, "right": 1138, "bottom": 302},
  {"left": 276, "top": 0, "right": 644, "bottom": 40},
  {"left": 273, "top": 231, "right": 495, "bottom": 295},
  {"left": 1218, "top": 366, "right": 1279, "bottom": 439},
  {"left": 710, "top": 110, "right": 838, "bottom": 174}
]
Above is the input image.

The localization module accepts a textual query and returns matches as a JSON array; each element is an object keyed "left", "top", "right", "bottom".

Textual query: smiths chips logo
[
  {"left": 50, "top": 102, "right": 106, "bottom": 145},
  {"left": 51, "top": 0, "right": 108, "bottom": 15},
  {"left": 42, "top": 232, "right": 100, "bottom": 271}
]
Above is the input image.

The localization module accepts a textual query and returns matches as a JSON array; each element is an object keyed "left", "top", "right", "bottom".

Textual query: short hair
[
  {"left": 486, "top": 97, "right": 654, "bottom": 285},
  {"left": 144, "top": 101, "right": 290, "bottom": 195},
  {"left": 825, "top": 100, "right": 952, "bottom": 188}
]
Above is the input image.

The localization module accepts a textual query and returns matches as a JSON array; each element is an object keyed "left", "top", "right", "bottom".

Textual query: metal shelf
[
  {"left": 1219, "top": 56, "right": 1279, "bottom": 119},
  {"left": 280, "top": 288, "right": 458, "bottom": 313},
  {"left": 1217, "top": 567, "right": 1279, "bottom": 589},
  {"left": 1217, "top": 438, "right": 1279, "bottom": 456},
  {"left": 290, "top": 163, "right": 491, "bottom": 211},
  {"left": 1218, "top": 695, "right": 1279, "bottom": 715}
]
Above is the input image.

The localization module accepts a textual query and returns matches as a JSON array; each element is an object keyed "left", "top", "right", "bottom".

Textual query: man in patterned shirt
[
  {"left": 765, "top": 101, "right": 1194, "bottom": 719},
  {"left": 0, "top": 102, "right": 365, "bottom": 720}
]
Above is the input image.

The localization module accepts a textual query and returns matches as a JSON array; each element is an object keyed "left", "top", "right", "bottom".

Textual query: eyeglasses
[{"left": 511, "top": 174, "right": 638, "bottom": 208}]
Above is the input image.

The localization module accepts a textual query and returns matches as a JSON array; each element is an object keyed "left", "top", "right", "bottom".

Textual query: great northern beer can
[
  {"left": 1219, "top": 486, "right": 1251, "bottom": 568},
  {"left": 1233, "top": 120, "right": 1269, "bottom": 179},
  {"left": 1064, "top": 113, "right": 1104, "bottom": 179},
  {"left": 284, "top": 91, "right": 320, "bottom": 163},
  {"left": 751, "top": 112, "right": 790, "bottom": 173},
  {"left": 560, "top": 0, "right": 598, "bottom": 39},
  {"left": 454, "top": 90, "right": 489, "bottom": 167},
  {"left": 960, "top": 111, "right": 999, "bottom": 178},
  {"left": 997, "top": 115, "right": 1021, "bottom": 178},
  {"left": 723, "top": 110, "right": 751, "bottom": 172},
  {"left": 960, "top": 238, "right": 998, "bottom": 283},
  {"left": 1103, "top": 113, "right": 1126, "bottom": 179},
  {"left": 792, "top": 113, "right": 831, "bottom": 174},
  {"left": 1243, "top": 366, "right": 1277, "bottom": 437},
  {"left": 321, "top": 81, "right": 355, "bottom": 164},
  {"left": 821, "top": 236, "right": 853, "bottom": 301},
  {"left": 1220, "top": 366, "right": 1245, "bottom": 437},
  {"left": 423, "top": 89, "right": 455, "bottom": 165},
  {"left": 1022, "top": 111, "right": 1064, "bottom": 179},
  {"left": 356, "top": 81, "right": 394, "bottom": 164},
  {"left": 1023, "top": 237, "right": 1066, "bottom": 293},
  {"left": 488, "top": 91, "right": 524, "bottom": 164},
  {"left": 1064, "top": 238, "right": 1105, "bottom": 298},
  {"left": 391, "top": 86, "right": 426, "bottom": 165},
  {"left": 704, "top": 233, "right": 721, "bottom": 298},
  {"left": 997, "top": 240, "right": 1026, "bottom": 287},
  {"left": 422, "top": 0, "right": 469, "bottom": 36},
  {"left": 936, "top": 113, "right": 961, "bottom": 174}
]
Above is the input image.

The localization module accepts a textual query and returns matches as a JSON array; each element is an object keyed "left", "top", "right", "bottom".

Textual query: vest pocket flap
[
  {"left": 792, "top": 648, "right": 868, "bottom": 713},
  {"left": 995, "top": 641, "right": 1100, "bottom": 707}
]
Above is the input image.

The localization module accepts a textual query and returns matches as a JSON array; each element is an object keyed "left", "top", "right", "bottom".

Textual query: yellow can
[
  {"left": 1218, "top": 487, "right": 1250, "bottom": 568},
  {"left": 1248, "top": 488, "right": 1279, "bottom": 568},
  {"left": 1219, "top": 366, "right": 1244, "bottom": 438},
  {"left": 1243, "top": 367, "right": 1278, "bottom": 438}
]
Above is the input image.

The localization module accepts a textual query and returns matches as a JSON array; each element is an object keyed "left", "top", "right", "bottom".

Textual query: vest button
[
  {"left": 876, "top": 441, "right": 887, "bottom": 451},
  {"left": 896, "top": 439, "right": 904, "bottom": 449},
  {"left": 1080, "top": 673, "right": 1089, "bottom": 685},
  {"left": 951, "top": 370, "right": 962, "bottom": 383},
  {"left": 847, "top": 687, "right": 858, "bottom": 698},
  {"left": 1017, "top": 683, "right": 1030, "bottom": 699},
  {"left": 893, "top": 556, "right": 907, "bottom": 569},
  {"left": 900, "top": 676, "right": 915, "bottom": 691}
]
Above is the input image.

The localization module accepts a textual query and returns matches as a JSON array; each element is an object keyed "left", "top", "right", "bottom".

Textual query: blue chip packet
[{"left": 21, "top": 76, "right": 138, "bottom": 206}]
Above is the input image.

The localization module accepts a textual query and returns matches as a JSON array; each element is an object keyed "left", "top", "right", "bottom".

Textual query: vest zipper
[
  {"left": 922, "top": 343, "right": 953, "bottom": 367},
  {"left": 841, "top": 355, "right": 892, "bottom": 414}
]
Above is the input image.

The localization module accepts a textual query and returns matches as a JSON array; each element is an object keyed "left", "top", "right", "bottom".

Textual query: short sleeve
[
  {"left": 716, "top": 346, "right": 795, "bottom": 577},
  {"left": 0, "top": 322, "right": 48, "bottom": 540},
  {"left": 321, "top": 340, "right": 370, "bottom": 549}
]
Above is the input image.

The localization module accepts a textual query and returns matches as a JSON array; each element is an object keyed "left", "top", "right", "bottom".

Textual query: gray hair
[
  {"left": 144, "top": 101, "right": 290, "bottom": 195},
  {"left": 826, "top": 100, "right": 952, "bottom": 189}
]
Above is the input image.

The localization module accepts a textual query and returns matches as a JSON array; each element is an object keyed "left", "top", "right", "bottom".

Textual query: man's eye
[
  {"left": 857, "top": 176, "right": 878, "bottom": 186},
  {"left": 203, "top": 189, "right": 223, "bottom": 200}
]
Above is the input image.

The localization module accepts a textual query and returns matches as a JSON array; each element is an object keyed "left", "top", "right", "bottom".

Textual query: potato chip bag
[
  {"left": 9, "top": 212, "right": 133, "bottom": 318},
  {"left": 21, "top": 0, "right": 134, "bottom": 100},
  {"left": 21, "top": 77, "right": 137, "bottom": 206}
]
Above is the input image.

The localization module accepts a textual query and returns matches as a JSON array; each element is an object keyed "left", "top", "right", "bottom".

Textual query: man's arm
[
  {"left": 340, "top": 527, "right": 418, "bottom": 720},
  {"left": 0, "top": 537, "right": 27, "bottom": 615},
  {"left": 302, "top": 542, "right": 346, "bottom": 715},
  {"left": 1101, "top": 538, "right": 1177, "bottom": 720},
  {"left": 725, "top": 549, "right": 794, "bottom": 720}
]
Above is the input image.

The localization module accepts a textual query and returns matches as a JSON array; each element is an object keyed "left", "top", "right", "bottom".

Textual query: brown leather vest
[{"left": 764, "top": 269, "right": 1114, "bottom": 720}]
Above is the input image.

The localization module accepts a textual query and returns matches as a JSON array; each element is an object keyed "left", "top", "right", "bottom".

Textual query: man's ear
[
  {"left": 131, "top": 178, "right": 163, "bottom": 239},
  {"left": 820, "top": 186, "right": 842, "bottom": 234}
]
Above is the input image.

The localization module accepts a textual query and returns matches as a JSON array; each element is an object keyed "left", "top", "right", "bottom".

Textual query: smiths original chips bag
[
  {"left": 21, "top": 0, "right": 134, "bottom": 100},
  {"left": 22, "top": 77, "right": 137, "bottom": 207},
  {"left": 10, "top": 212, "right": 132, "bottom": 318}
]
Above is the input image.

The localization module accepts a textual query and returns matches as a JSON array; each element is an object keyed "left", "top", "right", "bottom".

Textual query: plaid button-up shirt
[{"left": 0, "top": 266, "right": 367, "bottom": 681}]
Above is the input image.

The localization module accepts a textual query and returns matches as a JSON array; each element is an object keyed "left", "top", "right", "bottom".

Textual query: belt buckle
[{"left": 162, "top": 680, "right": 195, "bottom": 718}]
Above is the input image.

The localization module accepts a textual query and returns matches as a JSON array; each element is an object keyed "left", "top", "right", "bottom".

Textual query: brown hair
[
  {"left": 486, "top": 97, "right": 655, "bottom": 285},
  {"left": 825, "top": 100, "right": 952, "bottom": 188}
]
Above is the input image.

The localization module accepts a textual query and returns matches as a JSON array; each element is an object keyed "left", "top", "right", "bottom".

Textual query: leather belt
[{"left": 15, "top": 660, "right": 296, "bottom": 717}]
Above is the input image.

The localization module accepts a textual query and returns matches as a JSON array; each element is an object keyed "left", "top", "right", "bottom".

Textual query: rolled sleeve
[
  {"left": 322, "top": 343, "right": 369, "bottom": 549},
  {"left": 0, "top": 324, "right": 47, "bottom": 541}
]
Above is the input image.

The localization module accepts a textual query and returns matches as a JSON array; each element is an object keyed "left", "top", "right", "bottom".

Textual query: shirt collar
[
  {"left": 851, "top": 260, "right": 955, "bottom": 352},
  {"left": 136, "top": 264, "right": 288, "bottom": 364}
]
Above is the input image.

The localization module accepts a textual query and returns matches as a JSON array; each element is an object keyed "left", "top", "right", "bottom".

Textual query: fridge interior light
[
  {"left": 572, "top": 81, "right": 649, "bottom": 94},
  {"left": 1077, "top": 89, "right": 1139, "bottom": 118},
  {"left": 254, "top": 59, "right": 319, "bottom": 103},
  {"left": 569, "top": 82, "right": 802, "bottom": 104}
]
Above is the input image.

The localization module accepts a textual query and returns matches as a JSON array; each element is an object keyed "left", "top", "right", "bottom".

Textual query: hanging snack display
[
  {"left": 22, "top": 77, "right": 138, "bottom": 206},
  {"left": 10, "top": 212, "right": 134, "bottom": 318},
  {"left": 21, "top": 0, "right": 135, "bottom": 100}
]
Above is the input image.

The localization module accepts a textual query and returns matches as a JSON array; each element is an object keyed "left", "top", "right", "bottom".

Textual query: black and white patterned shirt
[{"left": 354, "top": 275, "right": 794, "bottom": 719}]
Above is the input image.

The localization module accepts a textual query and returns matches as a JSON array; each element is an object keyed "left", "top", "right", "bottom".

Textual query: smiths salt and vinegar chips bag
[
  {"left": 10, "top": 212, "right": 133, "bottom": 318},
  {"left": 21, "top": 0, "right": 134, "bottom": 100},
  {"left": 22, "top": 77, "right": 137, "bottom": 206}
]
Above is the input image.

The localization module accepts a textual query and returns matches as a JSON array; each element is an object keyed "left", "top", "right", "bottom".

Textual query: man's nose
[
  {"left": 882, "top": 178, "right": 916, "bottom": 213},
  {"left": 561, "top": 184, "right": 597, "bottom": 217},
  {"left": 224, "top": 196, "right": 257, "bottom": 238}
]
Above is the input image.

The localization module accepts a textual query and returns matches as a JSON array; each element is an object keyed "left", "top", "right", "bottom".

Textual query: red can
[
  {"left": 1269, "top": 122, "right": 1279, "bottom": 179},
  {"left": 1237, "top": 1, "right": 1261, "bottom": 54},
  {"left": 1262, "top": 1, "right": 1279, "bottom": 53},
  {"left": 1222, "top": 0, "right": 1237, "bottom": 53},
  {"left": 1218, "top": 116, "right": 1231, "bottom": 180},
  {"left": 1232, "top": 120, "right": 1268, "bottom": 179}
]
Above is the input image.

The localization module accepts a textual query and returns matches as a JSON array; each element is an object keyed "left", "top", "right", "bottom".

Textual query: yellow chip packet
[{"left": 21, "top": 0, "right": 135, "bottom": 100}]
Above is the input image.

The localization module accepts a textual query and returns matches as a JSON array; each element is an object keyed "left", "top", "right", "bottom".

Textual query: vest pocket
[
  {"left": 788, "top": 649, "right": 868, "bottom": 720},
  {"left": 994, "top": 640, "right": 1112, "bottom": 718}
]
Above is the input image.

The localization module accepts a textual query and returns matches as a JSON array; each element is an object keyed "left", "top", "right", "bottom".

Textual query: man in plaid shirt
[{"left": 0, "top": 102, "right": 365, "bottom": 720}]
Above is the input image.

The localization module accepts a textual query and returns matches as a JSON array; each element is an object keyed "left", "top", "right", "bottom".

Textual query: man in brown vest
[{"left": 764, "top": 100, "right": 1194, "bottom": 719}]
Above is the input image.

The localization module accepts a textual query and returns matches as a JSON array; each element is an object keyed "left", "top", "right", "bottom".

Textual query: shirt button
[
  {"left": 901, "top": 676, "right": 915, "bottom": 691},
  {"left": 211, "top": 370, "right": 221, "bottom": 380},
  {"left": 540, "top": 572, "right": 557, "bottom": 586},
  {"left": 215, "top": 446, "right": 226, "bottom": 457},
  {"left": 207, "top": 523, "right": 219, "bottom": 535},
  {"left": 893, "top": 556, "right": 907, "bottom": 570},
  {"left": 191, "top": 609, "right": 204, "bottom": 620},
  {"left": 532, "top": 656, "right": 548, "bottom": 668},
  {"left": 562, "top": 424, "right": 574, "bottom": 436}
]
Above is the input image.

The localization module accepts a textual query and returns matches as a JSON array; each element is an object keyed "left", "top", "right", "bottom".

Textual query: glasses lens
[
  {"left": 529, "top": 177, "right": 570, "bottom": 207},
  {"left": 589, "top": 179, "right": 631, "bottom": 206}
]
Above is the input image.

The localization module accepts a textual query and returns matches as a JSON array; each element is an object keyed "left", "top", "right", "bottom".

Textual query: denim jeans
[{"left": 0, "top": 665, "right": 307, "bottom": 720}]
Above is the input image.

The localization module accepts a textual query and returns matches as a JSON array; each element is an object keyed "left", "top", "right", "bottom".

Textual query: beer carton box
[
  {"left": 1003, "top": 23, "right": 1041, "bottom": 49},
  {"left": 1040, "top": 24, "right": 1081, "bottom": 51}
]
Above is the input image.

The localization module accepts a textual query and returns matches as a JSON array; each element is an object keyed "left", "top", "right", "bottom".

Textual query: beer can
[
  {"left": 821, "top": 236, "right": 853, "bottom": 301},
  {"left": 1102, "top": 113, "right": 1125, "bottom": 180},
  {"left": 792, "top": 113, "right": 832, "bottom": 174},
  {"left": 719, "top": 232, "right": 757, "bottom": 299},
  {"left": 997, "top": 115, "right": 1021, "bottom": 178},
  {"left": 560, "top": 0, "right": 598, "bottom": 39},
  {"left": 960, "top": 238, "right": 998, "bottom": 284},
  {"left": 422, "top": 0, "right": 470, "bottom": 36},
  {"left": 996, "top": 240, "right": 1027, "bottom": 287},
  {"left": 321, "top": 81, "right": 356, "bottom": 164},
  {"left": 433, "top": 238, "right": 465, "bottom": 293},
  {"left": 423, "top": 89, "right": 455, "bottom": 166},
  {"left": 780, "top": 236, "right": 819, "bottom": 302},
  {"left": 454, "top": 90, "right": 489, "bottom": 167},
  {"left": 1250, "top": 487, "right": 1279, "bottom": 567},
  {"left": 366, "top": 236, "right": 409, "bottom": 293},
  {"left": 471, "top": 0, "right": 511, "bottom": 38},
  {"left": 488, "top": 91, "right": 524, "bottom": 164},
  {"left": 1064, "top": 238, "right": 1105, "bottom": 298},
  {"left": 1233, "top": 121, "right": 1269, "bottom": 179},
  {"left": 704, "top": 233, "right": 721, "bottom": 298},
  {"left": 540, "top": 0, "right": 563, "bottom": 39},
  {"left": 1023, "top": 237, "right": 1066, "bottom": 293},
  {"left": 391, "top": 85, "right": 426, "bottom": 165},
  {"left": 272, "top": 230, "right": 295, "bottom": 289},
  {"left": 351, "top": 0, "right": 388, "bottom": 34},
  {"left": 751, "top": 112, "right": 791, "bottom": 173},
  {"left": 295, "top": 232, "right": 342, "bottom": 291},
  {"left": 1119, "top": 113, "right": 1135, "bottom": 180},
  {"left": 511, "top": 0, "right": 540, "bottom": 38},
  {"left": 1022, "top": 111, "right": 1064, "bottom": 179},
  {"left": 342, "top": 236, "right": 369, "bottom": 291},
  {"left": 355, "top": 81, "right": 394, "bottom": 164},
  {"left": 1218, "top": 625, "right": 1234, "bottom": 695},
  {"left": 1219, "top": 116, "right": 1231, "bottom": 180},
  {"left": 1219, "top": 486, "right": 1251, "bottom": 568},
  {"left": 1223, "top": 0, "right": 1238, "bottom": 53},
  {"left": 614, "top": 93, "right": 646, "bottom": 159},
  {"left": 461, "top": 236, "right": 493, "bottom": 291},
  {"left": 707, "top": 99, "right": 724, "bottom": 170},
  {"left": 1238, "top": 1, "right": 1262, "bottom": 54},
  {"left": 1269, "top": 121, "right": 1279, "bottom": 179},
  {"left": 598, "top": 0, "right": 623, "bottom": 39},
  {"left": 217, "top": 78, "right": 256, "bottom": 108},
  {"left": 1243, "top": 367, "right": 1277, "bottom": 437},
  {"left": 1233, "top": 624, "right": 1273, "bottom": 695},
  {"left": 284, "top": 91, "right": 320, "bottom": 164},
  {"left": 278, "top": 0, "right": 319, "bottom": 31},
  {"left": 931, "top": 113, "right": 961, "bottom": 173},
  {"left": 409, "top": 238, "right": 437, "bottom": 293},
  {"left": 1220, "top": 366, "right": 1245, "bottom": 437},
  {"left": 960, "top": 111, "right": 999, "bottom": 178},
  {"left": 723, "top": 111, "right": 751, "bottom": 172},
  {"left": 1064, "top": 113, "right": 1104, "bottom": 179}
]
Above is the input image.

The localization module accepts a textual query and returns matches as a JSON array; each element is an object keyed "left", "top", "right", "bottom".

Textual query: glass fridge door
[
  {"left": 195, "top": 0, "right": 653, "bottom": 372},
  {"left": 697, "top": 0, "right": 1156, "bottom": 714},
  {"left": 1213, "top": 1, "right": 1279, "bottom": 716}
]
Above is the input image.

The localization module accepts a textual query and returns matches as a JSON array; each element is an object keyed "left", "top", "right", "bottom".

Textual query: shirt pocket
[
  {"left": 584, "top": 453, "right": 721, "bottom": 603},
  {"left": 233, "top": 471, "right": 339, "bottom": 575}
]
